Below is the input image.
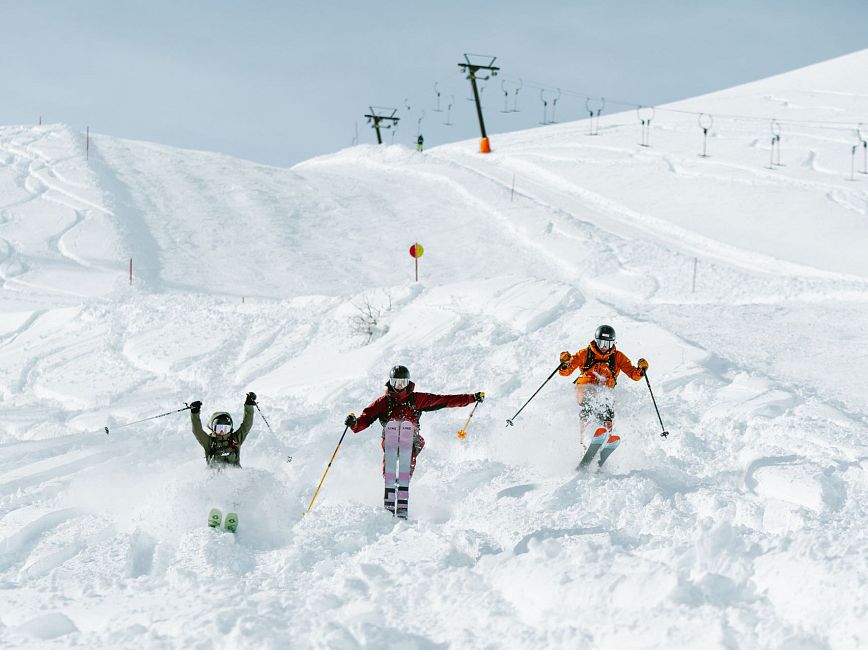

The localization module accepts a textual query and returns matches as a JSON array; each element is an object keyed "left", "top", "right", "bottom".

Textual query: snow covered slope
[{"left": 2, "top": 50, "right": 868, "bottom": 649}]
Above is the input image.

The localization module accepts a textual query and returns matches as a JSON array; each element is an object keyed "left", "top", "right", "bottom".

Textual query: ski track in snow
[{"left": 2, "top": 52, "right": 868, "bottom": 649}]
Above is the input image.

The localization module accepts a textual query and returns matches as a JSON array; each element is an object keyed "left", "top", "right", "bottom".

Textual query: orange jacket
[{"left": 559, "top": 342, "right": 643, "bottom": 387}]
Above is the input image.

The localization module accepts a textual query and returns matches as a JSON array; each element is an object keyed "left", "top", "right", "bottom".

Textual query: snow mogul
[
  {"left": 558, "top": 325, "right": 648, "bottom": 468},
  {"left": 188, "top": 392, "right": 257, "bottom": 531},
  {"left": 344, "top": 365, "right": 483, "bottom": 519}
]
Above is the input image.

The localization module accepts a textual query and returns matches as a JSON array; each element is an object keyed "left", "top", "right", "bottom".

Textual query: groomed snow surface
[{"left": 2, "top": 50, "right": 868, "bottom": 649}]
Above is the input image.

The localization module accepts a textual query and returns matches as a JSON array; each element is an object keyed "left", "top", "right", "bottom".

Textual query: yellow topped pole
[{"left": 303, "top": 423, "right": 351, "bottom": 516}]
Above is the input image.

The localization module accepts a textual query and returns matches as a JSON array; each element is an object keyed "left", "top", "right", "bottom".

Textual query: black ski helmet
[
  {"left": 595, "top": 324, "right": 616, "bottom": 346},
  {"left": 388, "top": 365, "right": 411, "bottom": 390},
  {"left": 389, "top": 365, "right": 410, "bottom": 380}
]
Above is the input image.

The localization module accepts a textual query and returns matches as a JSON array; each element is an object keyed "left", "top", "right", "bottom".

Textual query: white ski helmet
[{"left": 209, "top": 412, "right": 233, "bottom": 435}]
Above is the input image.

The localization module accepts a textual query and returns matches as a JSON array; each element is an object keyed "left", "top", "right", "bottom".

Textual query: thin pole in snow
[
  {"left": 769, "top": 120, "right": 783, "bottom": 167},
  {"left": 850, "top": 145, "right": 858, "bottom": 181},
  {"left": 86, "top": 126, "right": 90, "bottom": 160},
  {"left": 539, "top": 89, "right": 549, "bottom": 125},
  {"left": 551, "top": 88, "right": 561, "bottom": 123},
  {"left": 692, "top": 257, "right": 698, "bottom": 293},
  {"left": 637, "top": 106, "right": 654, "bottom": 147},
  {"left": 698, "top": 114, "right": 713, "bottom": 158},
  {"left": 409, "top": 243, "right": 423, "bottom": 282},
  {"left": 510, "top": 174, "right": 515, "bottom": 202},
  {"left": 859, "top": 124, "right": 868, "bottom": 175},
  {"left": 586, "top": 97, "right": 605, "bottom": 136},
  {"left": 129, "top": 258, "right": 133, "bottom": 285}
]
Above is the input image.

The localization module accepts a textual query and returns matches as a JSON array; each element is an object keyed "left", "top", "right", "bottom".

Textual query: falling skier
[
  {"left": 189, "top": 392, "right": 257, "bottom": 532},
  {"left": 344, "top": 365, "right": 483, "bottom": 519},
  {"left": 558, "top": 325, "right": 648, "bottom": 469}
]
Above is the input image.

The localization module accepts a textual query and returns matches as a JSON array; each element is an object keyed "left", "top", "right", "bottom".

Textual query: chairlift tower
[
  {"left": 364, "top": 106, "right": 400, "bottom": 144},
  {"left": 458, "top": 53, "right": 499, "bottom": 153}
]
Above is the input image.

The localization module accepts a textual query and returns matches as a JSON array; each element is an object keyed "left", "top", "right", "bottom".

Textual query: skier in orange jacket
[{"left": 559, "top": 324, "right": 648, "bottom": 467}]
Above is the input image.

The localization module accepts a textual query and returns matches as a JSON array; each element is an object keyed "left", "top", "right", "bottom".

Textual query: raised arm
[
  {"left": 189, "top": 401, "right": 209, "bottom": 452},
  {"left": 236, "top": 392, "right": 257, "bottom": 445}
]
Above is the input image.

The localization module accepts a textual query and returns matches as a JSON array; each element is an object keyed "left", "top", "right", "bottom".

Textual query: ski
[
  {"left": 597, "top": 435, "right": 621, "bottom": 467},
  {"left": 383, "top": 422, "right": 400, "bottom": 515},
  {"left": 577, "top": 427, "right": 608, "bottom": 470},
  {"left": 224, "top": 512, "right": 238, "bottom": 533},
  {"left": 208, "top": 508, "right": 222, "bottom": 528},
  {"left": 396, "top": 421, "right": 414, "bottom": 519}
]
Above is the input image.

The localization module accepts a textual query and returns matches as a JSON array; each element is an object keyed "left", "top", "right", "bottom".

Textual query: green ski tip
[
  {"left": 224, "top": 512, "right": 238, "bottom": 533},
  {"left": 208, "top": 508, "right": 222, "bottom": 528}
]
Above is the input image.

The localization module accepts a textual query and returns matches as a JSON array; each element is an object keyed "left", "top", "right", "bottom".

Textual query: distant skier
[
  {"left": 558, "top": 325, "right": 648, "bottom": 468},
  {"left": 189, "top": 392, "right": 257, "bottom": 531},
  {"left": 344, "top": 365, "right": 483, "bottom": 518},
  {"left": 417, "top": 134, "right": 424, "bottom": 152}
]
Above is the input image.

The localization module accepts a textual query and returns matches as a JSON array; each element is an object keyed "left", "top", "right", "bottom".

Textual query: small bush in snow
[{"left": 349, "top": 291, "right": 392, "bottom": 343}]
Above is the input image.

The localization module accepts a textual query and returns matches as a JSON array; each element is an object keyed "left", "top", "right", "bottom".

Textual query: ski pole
[
  {"left": 505, "top": 365, "right": 562, "bottom": 427},
  {"left": 644, "top": 373, "right": 669, "bottom": 438},
  {"left": 303, "top": 424, "right": 350, "bottom": 516},
  {"left": 254, "top": 402, "right": 274, "bottom": 433},
  {"left": 104, "top": 404, "right": 193, "bottom": 435},
  {"left": 254, "top": 401, "right": 292, "bottom": 462},
  {"left": 457, "top": 401, "right": 480, "bottom": 439}
]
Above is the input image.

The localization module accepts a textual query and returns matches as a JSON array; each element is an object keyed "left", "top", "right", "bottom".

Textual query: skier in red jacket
[{"left": 344, "top": 365, "right": 483, "bottom": 517}]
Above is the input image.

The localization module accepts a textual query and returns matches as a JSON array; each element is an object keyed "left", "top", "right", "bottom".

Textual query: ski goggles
[
  {"left": 389, "top": 377, "right": 410, "bottom": 390},
  {"left": 595, "top": 338, "right": 615, "bottom": 351},
  {"left": 213, "top": 423, "right": 232, "bottom": 434}
]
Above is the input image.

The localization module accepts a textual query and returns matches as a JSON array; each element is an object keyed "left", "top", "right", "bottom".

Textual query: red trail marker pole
[{"left": 409, "top": 243, "right": 424, "bottom": 282}]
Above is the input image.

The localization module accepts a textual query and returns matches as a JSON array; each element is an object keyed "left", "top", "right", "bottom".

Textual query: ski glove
[
  {"left": 559, "top": 351, "right": 572, "bottom": 364},
  {"left": 345, "top": 413, "right": 357, "bottom": 428},
  {"left": 189, "top": 400, "right": 202, "bottom": 414},
  {"left": 245, "top": 392, "right": 257, "bottom": 406},
  {"left": 474, "top": 391, "right": 485, "bottom": 403},
  {"left": 637, "top": 358, "right": 649, "bottom": 375}
]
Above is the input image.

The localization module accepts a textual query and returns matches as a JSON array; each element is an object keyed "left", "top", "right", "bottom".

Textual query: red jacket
[
  {"left": 351, "top": 381, "right": 475, "bottom": 432},
  {"left": 559, "top": 341, "right": 643, "bottom": 387}
]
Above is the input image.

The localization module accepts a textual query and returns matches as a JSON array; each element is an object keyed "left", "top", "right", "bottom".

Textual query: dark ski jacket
[
  {"left": 191, "top": 404, "right": 254, "bottom": 468},
  {"left": 351, "top": 381, "right": 474, "bottom": 433}
]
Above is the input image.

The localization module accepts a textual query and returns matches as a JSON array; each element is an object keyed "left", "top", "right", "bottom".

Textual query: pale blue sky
[{"left": 2, "top": 1, "right": 866, "bottom": 166}]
